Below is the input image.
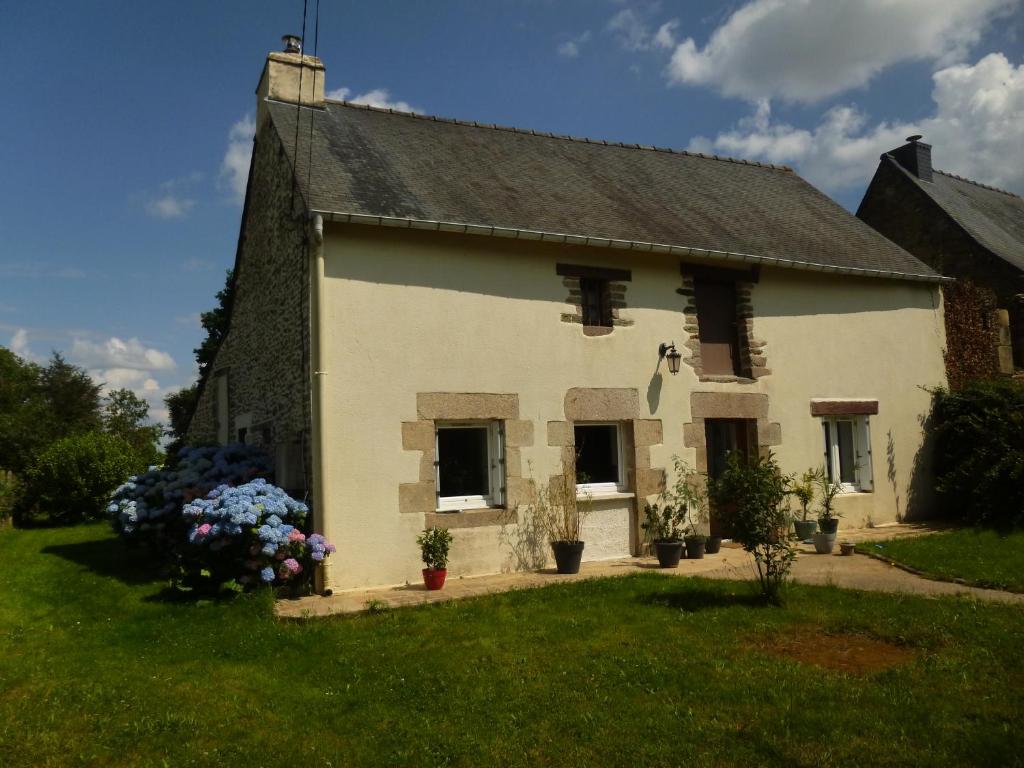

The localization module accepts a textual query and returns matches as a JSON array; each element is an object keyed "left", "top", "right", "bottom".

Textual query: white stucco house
[{"left": 187, "top": 38, "right": 949, "bottom": 591}]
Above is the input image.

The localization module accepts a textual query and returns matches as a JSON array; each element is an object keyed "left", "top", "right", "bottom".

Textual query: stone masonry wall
[
  {"left": 187, "top": 120, "right": 312, "bottom": 495},
  {"left": 858, "top": 161, "right": 1024, "bottom": 367}
]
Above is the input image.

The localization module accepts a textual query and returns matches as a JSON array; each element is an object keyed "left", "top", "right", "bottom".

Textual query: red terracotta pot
[{"left": 422, "top": 568, "right": 447, "bottom": 591}]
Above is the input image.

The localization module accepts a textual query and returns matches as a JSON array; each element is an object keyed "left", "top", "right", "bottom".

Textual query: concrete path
[{"left": 276, "top": 523, "right": 1024, "bottom": 618}]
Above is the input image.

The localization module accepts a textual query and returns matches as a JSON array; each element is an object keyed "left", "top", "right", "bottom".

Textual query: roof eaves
[{"left": 313, "top": 209, "right": 951, "bottom": 284}]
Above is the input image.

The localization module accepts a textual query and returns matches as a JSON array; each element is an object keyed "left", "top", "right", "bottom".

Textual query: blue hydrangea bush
[
  {"left": 109, "top": 443, "right": 273, "bottom": 550},
  {"left": 183, "top": 479, "right": 335, "bottom": 590},
  {"left": 107, "top": 444, "right": 335, "bottom": 593}
]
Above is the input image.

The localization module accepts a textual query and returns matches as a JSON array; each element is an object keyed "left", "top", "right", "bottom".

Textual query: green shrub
[
  {"left": 931, "top": 379, "right": 1024, "bottom": 529},
  {"left": 23, "top": 432, "right": 139, "bottom": 523},
  {"left": 709, "top": 452, "right": 795, "bottom": 603}
]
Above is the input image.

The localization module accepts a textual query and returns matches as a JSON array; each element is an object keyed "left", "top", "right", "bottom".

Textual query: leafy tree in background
[
  {"left": 103, "top": 388, "right": 163, "bottom": 467},
  {"left": 164, "top": 383, "right": 199, "bottom": 458},
  {"left": 39, "top": 352, "right": 102, "bottom": 437},
  {"left": 194, "top": 269, "right": 234, "bottom": 377},
  {"left": 0, "top": 347, "right": 46, "bottom": 474}
]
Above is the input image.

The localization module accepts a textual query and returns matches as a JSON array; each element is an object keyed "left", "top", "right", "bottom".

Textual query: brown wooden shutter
[{"left": 694, "top": 280, "right": 740, "bottom": 375}]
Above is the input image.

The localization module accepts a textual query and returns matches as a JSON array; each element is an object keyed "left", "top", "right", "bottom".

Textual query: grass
[
  {"left": 859, "top": 529, "right": 1024, "bottom": 593},
  {"left": 1, "top": 524, "right": 1022, "bottom": 767}
]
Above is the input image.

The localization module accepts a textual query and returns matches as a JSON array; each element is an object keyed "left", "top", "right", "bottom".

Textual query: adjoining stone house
[
  {"left": 187, "top": 38, "right": 948, "bottom": 591},
  {"left": 857, "top": 136, "right": 1024, "bottom": 371}
]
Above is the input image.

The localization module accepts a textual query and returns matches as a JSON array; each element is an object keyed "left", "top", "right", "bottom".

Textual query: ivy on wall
[{"left": 943, "top": 280, "right": 999, "bottom": 391}]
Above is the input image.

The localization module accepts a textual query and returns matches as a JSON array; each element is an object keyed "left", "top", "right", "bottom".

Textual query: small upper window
[
  {"left": 574, "top": 423, "right": 624, "bottom": 494},
  {"left": 822, "top": 416, "right": 873, "bottom": 492},
  {"left": 694, "top": 279, "right": 741, "bottom": 375},
  {"left": 579, "top": 278, "right": 610, "bottom": 328},
  {"left": 435, "top": 422, "right": 504, "bottom": 510}
]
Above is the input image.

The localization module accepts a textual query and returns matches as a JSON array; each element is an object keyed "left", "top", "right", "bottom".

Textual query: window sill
[
  {"left": 425, "top": 508, "right": 514, "bottom": 529},
  {"left": 577, "top": 491, "right": 635, "bottom": 502},
  {"left": 698, "top": 374, "right": 756, "bottom": 384}
]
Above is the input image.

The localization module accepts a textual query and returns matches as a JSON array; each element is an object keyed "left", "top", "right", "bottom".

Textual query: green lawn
[
  {"left": 2, "top": 524, "right": 1023, "bottom": 767},
  {"left": 859, "top": 529, "right": 1024, "bottom": 593}
]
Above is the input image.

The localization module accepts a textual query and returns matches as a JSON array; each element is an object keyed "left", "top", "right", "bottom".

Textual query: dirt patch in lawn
[{"left": 752, "top": 626, "right": 916, "bottom": 675}]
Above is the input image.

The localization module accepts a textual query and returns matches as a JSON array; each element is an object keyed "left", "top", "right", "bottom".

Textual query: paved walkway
[{"left": 276, "top": 523, "right": 1024, "bottom": 618}]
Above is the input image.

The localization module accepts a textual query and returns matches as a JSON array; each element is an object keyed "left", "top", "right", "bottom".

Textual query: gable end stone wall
[{"left": 186, "top": 121, "right": 312, "bottom": 495}]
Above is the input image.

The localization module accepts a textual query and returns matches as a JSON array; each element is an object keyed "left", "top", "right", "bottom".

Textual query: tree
[
  {"left": 39, "top": 352, "right": 102, "bottom": 437},
  {"left": 103, "top": 388, "right": 163, "bottom": 467},
  {"left": 164, "top": 384, "right": 199, "bottom": 458},
  {"left": 0, "top": 347, "right": 46, "bottom": 474},
  {"left": 194, "top": 269, "right": 234, "bottom": 377}
]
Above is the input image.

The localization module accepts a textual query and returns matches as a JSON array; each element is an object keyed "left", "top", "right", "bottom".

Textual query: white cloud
[
  {"left": 687, "top": 53, "right": 1024, "bottom": 195},
  {"left": 666, "top": 0, "right": 1017, "bottom": 103},
  {"left": 558, "top": 30, "right": 592, "bottom": 59},
  {"left": 221, "top": 114, "right": 256, "bottom": 203},
  {"left": 70, "top": 336, "right": 176, "bottom": 373},
  {"left": 653, "top": 20, "right": 679, "bottom": 50},
  {"left": 607, "top": 8, "right": 655, "bottom": 51},
  {"left": 145, "top": 194, "right": 195, "bottom": 219},
  {"left": 9, "top": 328, "right": 32, "bottom": 360},
  {"left": 325, "top": 87, "right": 422, "bottom": 114}
]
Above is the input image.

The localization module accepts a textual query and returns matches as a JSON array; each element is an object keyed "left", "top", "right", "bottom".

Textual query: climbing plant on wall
[{"left": 943, "top": 279, "right": 999, "bottom": 391}]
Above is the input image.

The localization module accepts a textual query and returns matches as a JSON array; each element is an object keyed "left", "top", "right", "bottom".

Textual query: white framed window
[
  {"left": 435, "top": 421, "right": 505, "bottom": 511},
  {"left": 574, "top": 422, "right": 626, "bottom": 495},
  {"left": 821, "top": 416, "right": 873, "bottom": 492}
]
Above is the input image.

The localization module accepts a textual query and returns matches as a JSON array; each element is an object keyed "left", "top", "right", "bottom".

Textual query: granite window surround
[
  {"left": 677, "top": 264, "right": 770, "bottom": 383},
  {"left": 558, "top": 263, "right": 634, "bottom": 336}
]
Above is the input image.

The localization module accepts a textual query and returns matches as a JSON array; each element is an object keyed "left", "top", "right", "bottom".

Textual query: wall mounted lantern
[{"left": 659, "top": 341, "right": 682, "bottom": 376}]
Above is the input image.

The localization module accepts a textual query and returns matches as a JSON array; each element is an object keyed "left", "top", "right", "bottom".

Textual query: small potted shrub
[
  {"left": 815, "top": 470, "right": 843, "bottom": 538},
  {"left": 417, "top": 526, "right": 453, "bottom": 590},
  {"left": 791, "top": 469, "right": 819, "bottom": 541},
  {"left": 642, "top": 502, "right": 685, "bottom": 568}
]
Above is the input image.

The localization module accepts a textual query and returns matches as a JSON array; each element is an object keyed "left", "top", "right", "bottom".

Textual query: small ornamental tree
[{"left": 710, "top": 452, "right": 795, "bottom": 603}]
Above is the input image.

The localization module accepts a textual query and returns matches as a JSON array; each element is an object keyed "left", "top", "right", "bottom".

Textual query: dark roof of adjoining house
[
  {"left": 267, "top": 99, "right": 943, "bottom": 282},
  {"left": 882, "top": 154, "right": 1024, "bottom": 272}
]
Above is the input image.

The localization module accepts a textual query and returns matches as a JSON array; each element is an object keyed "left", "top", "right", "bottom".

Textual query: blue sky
[{"left": 3, "top": 0, "right": 1023, "bottom": 423}]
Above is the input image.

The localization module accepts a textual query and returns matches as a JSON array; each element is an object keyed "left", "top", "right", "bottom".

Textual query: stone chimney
[
  {"left": 256, "top": 35, "right": 326, "bottom": 127},
  {"left": 888, "top": 135, "right": 933, "bottom": 182}
]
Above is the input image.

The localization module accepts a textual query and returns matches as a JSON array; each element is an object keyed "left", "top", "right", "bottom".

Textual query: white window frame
[
  {"left": 574, "top": 421, "right": 627, "bottom": 497},
  {"left": 435, "top": 421, "right": 505, "bottom": 511},
  {"left": 821, "top": 415, "right": 873, "bottom": 493}
]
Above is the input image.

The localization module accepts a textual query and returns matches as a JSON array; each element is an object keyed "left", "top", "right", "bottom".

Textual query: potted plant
[
  {"left": 526, "top": 464, "right": 592, "bottom": 574},
  {"left": 790, "top": 468, "right": 819, "bottom": 541},
  {"left": 416, "top": 526, "right": 453, "bottom": 590},
  {"left": 664, "top": 457, "right": 713, "bottom": 558},
  {"left": 815, "top": 470, "right": 843, "bottom": 535},
  {"left": 641, "top": 502, "right": 685, "bottom": 568}
]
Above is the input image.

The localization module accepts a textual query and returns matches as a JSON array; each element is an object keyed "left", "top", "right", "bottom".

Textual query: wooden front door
[{"left": 705, "top": 418, "right": 757, "bottom": 537}]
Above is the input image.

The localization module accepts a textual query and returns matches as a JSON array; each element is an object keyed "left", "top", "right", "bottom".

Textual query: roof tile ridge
[
  {"left": 322, "top": 98, "right": 794, "bottom": 172},
  {"left": 933, "top": 168, "right": 1022, "bottom": 199}
]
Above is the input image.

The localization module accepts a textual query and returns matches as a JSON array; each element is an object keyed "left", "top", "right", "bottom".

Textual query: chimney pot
[
  {"left": 282, "top": 34, "right": 302, "bottom": 54},
  {"left": 906, "top": 134, "right": 923, "bottom": 143}
]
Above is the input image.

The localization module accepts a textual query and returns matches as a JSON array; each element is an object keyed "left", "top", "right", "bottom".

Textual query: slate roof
[
  {"left": 268, "top": 99, "right": 942, "bottom": 282},
  {"left": 883, "top": 154, "right": 1024, "bottom": 272}
]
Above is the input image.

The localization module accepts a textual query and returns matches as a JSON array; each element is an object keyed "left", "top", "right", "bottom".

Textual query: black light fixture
[{"left": 659, "top": 341, "right": 682, "bottom": 375}]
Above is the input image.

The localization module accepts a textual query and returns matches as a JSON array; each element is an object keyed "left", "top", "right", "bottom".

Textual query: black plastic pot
[
  {"left": 684, "top": 536, "right": 706, "bottom": 559},
  {"left": 551, "top": 540, "right": 585, "bottom": 574},
  {"left": 818, "top": 518, "right": 839, "bottom": 535},
  {"left": 704, "top": 536, "right": 722, "bottom": 555},
  {"left": 794, "top": 519, "right": 818, "bottom": 540},
  {"left": 654, "top": 540, "right": 684, "bottom": 568}
]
